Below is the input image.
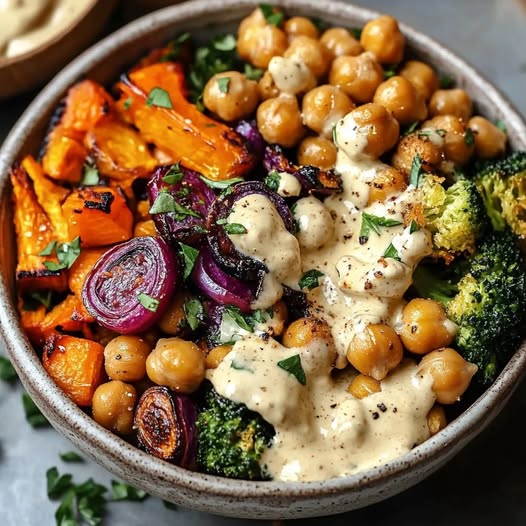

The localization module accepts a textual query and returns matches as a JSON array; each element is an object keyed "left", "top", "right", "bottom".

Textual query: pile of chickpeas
[{"left": 91, "top": 8, "right": 501, "bottom": 440}]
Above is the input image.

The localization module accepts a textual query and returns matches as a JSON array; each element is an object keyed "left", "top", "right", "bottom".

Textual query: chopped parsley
[
  {"left": 299, "top": 269, "right": 324, "bottom": 290},
  {"left": 410, "top": 220, "right": 420, "bottom": 233},
  {"left": 402, "top": 121, "right": 419, "bottom": 136},
  {"left": 464, "top": 128, "right": 475, "bottom": 147},
  {"left": 81, "top": 164, "right": 100, "bottom": 186},
  {"left": 383, "top": 243, "right": 401, "bottom": 261},
  {"left": 110, "top": 481, "right": 149, "bottom": 502},
  {"left": 212, "top": 33, "right": 237, "bottom": 51},
  {"left": 216, "top": 77, "right": 231, "bottom": 93},
  {"left": 494, "top": 119, "right": 507, "bottom": 133},
  {"left": 162, "top": 163, "right": 184, "bottom": 185},
  {"left": 359, "top": 213, "right": 402, "bottom": 244},
  {"left": 22, "top": 392, "right": 50, "bottom": 428},
  {"left": 122, "top": 98, "right": 132, "bottom": 110},
  {"left": 145, "top": 87, "right": 173, "bottom": 109},
  {"left": 264, "top": 170, "right": 281, "bottom": 191},
  {"left": 224, "top": 305, "right": 253, "bottom": 332},
  {"left": 384, "top": 64, "right": 398, "bottom": 79},
  {"left": 230, "top": 359, "right": 254, "bottom": 373},
  {"left": 409, "top": 154, "right": 423, "bottom": 188},
  {"left": 59, "top": 452, "right": 84, "bottom": 463},
  {"left": 184, "top": 298, "right": 204, "bottom": 331},
  {"left": 439, "top": 73, "right": 454, "bottom": 89},
  {"left": 244, "top": 63, "right": 264, "bottom": 81},
  {"left": 22, "top": 290, "right": 54, "bottom": 311},
  {"left": 41, "top": 237, "right": 81, "bottom": 272},
  {"left": 277, "top": 354, "right": 306, "bottom": 385},
  {"left": 159, "top": 32, "right": 191, "bottom": 62},
  {"left": 259, "top": 4, "right": 284, "bottom": 26},
  {"left": 149, "top": 192, "right": 201, "bottom": 219},
  {"left": 217, "top": 218, "right": 247, "bottom": 235},
  {"left": 0, "top": 356, "right": 17, "bottom": 382},
  {"left": 199, "top": 175, "right": 244, "bottom": 189},
  {"left": 137, "top": 292, "right": 159, "bottom": 312},
  {"left": 178, "top": 242, "right": 199, "bottom": 280}
]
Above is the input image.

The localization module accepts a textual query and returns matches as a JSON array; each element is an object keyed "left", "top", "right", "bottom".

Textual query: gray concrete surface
[{"left": 1, "top": 1, "right": 526, "bottom": 524}]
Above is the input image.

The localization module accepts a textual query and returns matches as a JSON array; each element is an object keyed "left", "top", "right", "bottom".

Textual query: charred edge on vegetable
[
  {"left": 38, "top": 97, "right": 67, "bottom": 160},
  {"left": 82, "top": 191, "right": 115, "bottom": 213},
  {"left": 17, "top": 268, "right": 63, "bottom": 280}
]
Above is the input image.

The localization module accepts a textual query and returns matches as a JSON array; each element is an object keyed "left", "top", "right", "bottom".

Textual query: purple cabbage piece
[
  {"left": 235, "top": 120, "right": 265, "bottom": 160},
  {"left": 147, "top": 164, "right": 216, "bottom": 247}
]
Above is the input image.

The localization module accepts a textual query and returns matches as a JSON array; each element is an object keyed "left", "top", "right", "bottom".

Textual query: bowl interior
[{"left": 1, "top": 0, "right": 526, "bottom": 519}]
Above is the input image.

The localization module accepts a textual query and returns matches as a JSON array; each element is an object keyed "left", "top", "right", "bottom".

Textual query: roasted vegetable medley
[{"left": 10, "top": 5, "right": 526, "bottom": 482}]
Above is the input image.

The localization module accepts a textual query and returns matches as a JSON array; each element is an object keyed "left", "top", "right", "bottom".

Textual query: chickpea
[
  {"left": 158, "top": 292, "right": 191, "bottom": 336},
  {"left": 360, "top": 15, "right": 405, "bottom": 64},
  {"left": 284, "top": 16, "right": 319, "bottom": 40},
  {"left": 258, "top": 70, "right": 280, "bottom": 100},
  {"left": 427, "top": 404, "right": 447, "bottom": 436},
  {"left": 238, "top": 24, "right": 288, "bottom": 69},
  {"left": 203, "top": 71, "right": 259, "bottom": 122},
  {"left": 346, "top": 323, "right": 404, "bottom": 381},
  {"left": 268, "top": 56, "right": 316, "bottom": 95},
  {"left": 399, "top": 299, "right": 456, "bottom": 355},
  {"left": 302, "top": 85, "right": 355, "bottom": 137},
  {"left": 329, "top": 52, "right": 384, "bottom": 103},
  {"left": 367, "top": 165, "right": 407, "bottom": 205},
  {"left": 282, "top": 317, "right": 332, "bottom": 348},
  {"left": 392, "top": 131, "right": 444, "bottom": 176},
  {"left": 256, "top": 94, "right": 305, "bottom": 148},
  {"left": 418, "top": 347, "right": 478, "bottom": 404},
  {"left": 399, "top": 60, "right": 439, "bottom": 101},
  {"left": 92, "top": 380, "right": 137, "bottom": 435},
  {"left": 135, "top": 199, "right": 151, "bottom": 222},
  {"left": 284, "top": 35, "right": 330, "bottom": 78},
  {"left": 320, "top": 27, "right": 363, "bottom": 60},
  {"left": 422, "top": 115, "right": 474, "bottom": 166},
  {"left": 339, "top": 103, "right": 400, "bottom": 158},
  {"left": 373, "top": 76, "right": 428, "bottom": 125},
  {"left": 104, "top": 335, "right": 152, "bottom": 382},
  {"left": 146, "top": 337, "right": 205, "bottom": 393},
  {"left": 134, "top": 220, "right": 156, "bottom": 237},
  {"left": 347, "top": 374, "right": 382, "bottom": 399},
  {"left": 297, "top": 136, "right": 337, "bottom": 170},
  {"left": 267, "top": 300, "right": 288, "bottom": 337},
  {"left": 429, "top": 89, "right": 473, "bottom": 122},
  {"left": 468, "top": 116, "right": 507, "bottom": 159},
  {"left": 205, "top": 344, "right": 233, "bottom": 369}
]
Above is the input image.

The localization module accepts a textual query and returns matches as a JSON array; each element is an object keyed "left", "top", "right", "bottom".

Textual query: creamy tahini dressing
[
  {"left": 218, "top": 106, "right": 435, "bottom": 481},
  {"left": 209, "top": 335, "right": 435, "bottom": 482},
  {"left": 0, "top": 0, "right": 90, "bottom": 58}
]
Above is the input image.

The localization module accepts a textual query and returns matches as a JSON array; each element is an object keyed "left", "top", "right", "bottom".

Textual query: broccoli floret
[
  {"left": 473, "top": 151, "right": 526, "bottom": 236},
  {"left": 196, "top": 384, "right": 275, "bottom": 480},
  {"left": 412, "top": 230, "right": 526, "bottom": 384},
  {"left": 420, "top": 175, "right": 488, "bottom": 260}
]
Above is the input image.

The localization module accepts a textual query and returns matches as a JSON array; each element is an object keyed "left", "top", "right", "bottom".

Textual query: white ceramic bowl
[{"left": 1, "top": 0, "right": 525, "bottom": 519}]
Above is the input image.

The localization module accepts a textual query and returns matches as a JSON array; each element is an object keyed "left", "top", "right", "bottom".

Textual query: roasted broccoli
[
  {"left": 412, "top": 230, "right": 526, "bottom": 384},
  {"left": 473, "top": 151, "right": 526, "bottom": 236},
  {"left": 196, "top": 384, "right": 275, "bottom": 480},
  {"left": 420, "top": 175, "right": 488, "bottom": 260}
]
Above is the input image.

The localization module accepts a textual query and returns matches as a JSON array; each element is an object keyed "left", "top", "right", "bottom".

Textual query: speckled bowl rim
[{"left": 1, "top": 0, "right": 526, "bottom": 516}]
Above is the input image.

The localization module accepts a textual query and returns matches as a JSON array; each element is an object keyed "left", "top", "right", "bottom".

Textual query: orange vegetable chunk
[
  {"left": 61, "top": 186, "right": 133, "bottom": 247},
  {"left": 68, "top": 248, "right": 108, "bottom": 297},
  {"left": 42, "top": 334, "right": 105, "bottom": 406}
]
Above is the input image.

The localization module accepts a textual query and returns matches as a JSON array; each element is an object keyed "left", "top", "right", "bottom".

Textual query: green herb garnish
[
  {"left": 216, "top": 77, "right": 231, "bottom": 93},
  {"left": 350, "top": 27, "right": 362, "bottom": 39},
  {"left": 39, "top": 241, "right": 57, "bottom": 256},
  {"left": 244, "top": 63, "right": 264, "bottom": 81},
  {"left": 22, "top": 290, "right": 54, "bottom": 311},
  {"left": 22, "top": 393, "right": 49, "bottom": 428},
  {"left": 81, "top": 164, "right": 100, "bottom": 186},
  {"left": 0, "top": 356, "right": 17, "bottom": 382},
  {"left": 184, "top": 298, "right": 204, "bottom": 331},
  {"left": 122, "top": 98, "right": 132, "bottom": 110},
  {"left": 60, "top": 452, "right": 84, "bottom": 463},
  {"left": 402, "top": 121, "right": 419, "bottom": 136},
  {"left": 137, "top": 292, "right": 159, "bottom": 312},
  {"left": 145, "top": 87, "right": 173, "bottom": 109},
  {"left": 42, "top": 237, "right": 81, "bottom": 272},
  {"left": 383, "top": 243, "right": 401, "bottom": 261},
  {"left": 277, "top": 354, "right": 306, "bottom": 385},
  {"left": 299, "top": 269, "right": 324, "bottom": 290},
  {"left": 384, "top": 64, "right": 398, "bottom": 79},
  {"left": 159, "top": 32, "right": 191, "bottom": 62},
  {"left": 47, "top": 467, "right": 74, "bottom": 499},
  {"left": 111, "top": 481, "right": 149, "bottom": 502},
  {"left": 464, "top": 128, "right": 475, "bottom": 147},
  {"left": 230, "top": 359, "right": 254, "bottom": 373},
  {"left": 409, "top": 154, "right": 423, "bottom": 188},
  {"left": 212, "top": 34, "right": 237, "bottom": 51},
  {"left": 199, "top": 175, "right": 244, "bottom": 189},
  {"left": 162, "top": 163, "right": 184, "bottom": 185},
  {"left": 359, "top": 213, "right": 402, "bottom": 244},
  {"left": 439, "top": 73, "right": 453, "bottom": 89},
  {"left": 178, "top": 242, "right": 199, "bottom": 280},
  {"left": 217, "top": 218, "right": 247, "bottom": 235},
  {"left": 149, "top": 192, "right": 201, "bottom": 219},
  {"left": 224, "top": 306, "right": 253, "bottom": 332},
  {"left": 494, "top": 119, "right": 507, "bottom": 134},
  {"left": 264, "top": 170, "right": 281, "bottom": 191},
  {"left": 410, "top": 220, "right": 420, "bottom": 233},
  {"left": 259, "top": 4, "right": 284, "bottom": 26}
]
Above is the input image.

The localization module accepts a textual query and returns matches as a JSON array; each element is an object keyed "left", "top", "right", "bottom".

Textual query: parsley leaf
[
  {"left": 217, "top": 218, "right": 247, "bottom": 234},
  {"left": 82, "top": 164, "right": 100, "bottom": 186},
  {"left": 179, "top": 242, "right": 199, "bottom": 280},
  {"left": 259, "top": 4, "right": 284, "bottom": 26},
  {"left": 277, "top": 354, "right": 306, "bottom": 385},
  {"left": 494, "top": 119, "right": 507, "bottom": 134},
  {"left": 162, "top": 163, "right": 184, "bottom": 185},
  {"left": 439, "top": 73, "right": 454, "bottom": 89},
  {"left": 264, "top": 170, "right": 281, "bottom": 191},
  {"left": 299, "top": 269, "right": 324, "bottom": 290},
  {"left": 213, "top": 34, "right": 237, "bottom": 51},
  {"left": 149, "top": 192, "right": 201, "bottom": 219},
  {"left": 122, "top": 98, "right": 132, "bottom": 110},
  {"left": 42, "top": 237, "right": 82, "bottom": 272},
  {"left": 224, "top": 305, "right": 253, "bottom": 332},
  {"left": 137, "top": 292, "right": 159, "bottom": 312},
  {"left": 359, "top": 213, "right": 402, "bottom": 244},
  {"left": 464, "top": 128, "right": 475, "bottom": 147},
  {"left": 22, "top": 392, "right": 49, "bottom": 428},
  {"left": 409, "top": 154, "right": 423, "bottom": 188},
  {"left": 402, "top": 121, "right": 419, "bottom": 136},
  {"left": 384, "top": 64, "right": 398, "bottom": 79},
  {"left": 159, "top": 32, "right": 191, "bottom": 62},
  {"left": 244, "top": 63, "right": 264, "bottom": 81},
  {"left": 111, "top": 481, "right": 149, "bottom": 502},
  {"left": 199, "top": 175, "right": 244, "bottom": 189},
  {"left": 60, "top": 452, "right": 84, "bottom": 463},
  {"left": 146, "top": 87, "right": 173, "bottom": 109},
  {"left": 184, "top": 298, "right": 204, "bottom": 331},
  {"left": 383, "top": 243, "right": 401, "bottom": 261},
  {"left": 230, "top": 359, "right": 254, "bottom": 373},
  {"left": 22, "top": 290, "right": 53, "bottom": 311},
  {"left": 410, "top": 220, "right": 420, "bottom": 233},
  {"left": 39, "top": 241, "right": 57, "bottom": 256},
  {"left": 216, "top": 77, "right": 230, "bottom": 93},
  {"left": 0, "top": 356, "right": 17, "bottom": 382},
  {"left": 47, "top": 467, "right": 74, "bottom": 499},
  {"left": 350, "top": 27, "right": 362, "bottom": 39}
]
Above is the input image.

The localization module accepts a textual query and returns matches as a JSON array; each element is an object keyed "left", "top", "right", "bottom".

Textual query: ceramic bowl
[
  {"left": 0, "top": 0, "right": 118, "bottom": 100},
  {"left": 1, "top": 0, "right": 525, "bottom": 519}
]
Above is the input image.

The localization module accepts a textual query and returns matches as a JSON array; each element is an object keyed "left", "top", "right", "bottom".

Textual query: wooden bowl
[
  {"left": 0, "top": 0, "right": 118, "bottom": 100},
  {"left": 1, "top": 0, "right": 525, "bottom": 519}
]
